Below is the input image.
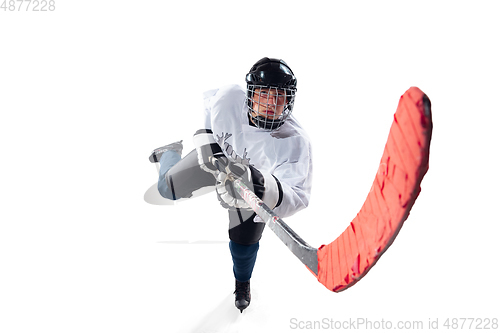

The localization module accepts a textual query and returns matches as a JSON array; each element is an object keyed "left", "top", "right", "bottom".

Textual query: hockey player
[{"left": 149, "top": 58, "right": 313, "bottom": 312}]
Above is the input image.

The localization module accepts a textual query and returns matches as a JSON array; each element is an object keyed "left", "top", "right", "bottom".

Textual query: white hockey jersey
[{"left": 202, "top": 84, "right": 313, "bottom": 220}]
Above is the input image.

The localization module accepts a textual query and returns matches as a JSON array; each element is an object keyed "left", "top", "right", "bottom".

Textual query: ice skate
[
  {"left": 234, "top": 280, "right": 251, "bottom": 313},
  {"left": 148, "top": 140, "right": 183, "bottom": 163}
]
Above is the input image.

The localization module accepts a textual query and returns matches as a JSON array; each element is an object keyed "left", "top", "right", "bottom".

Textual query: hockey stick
[{"left": 215, "top": 87, "right": 432, "bottom": 292}]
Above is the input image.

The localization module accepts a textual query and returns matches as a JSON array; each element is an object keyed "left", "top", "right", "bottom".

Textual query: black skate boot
[
  {"left": 234, "top": 280, "right": 251, "bottom": 313},
  {"left": 148, "top": 140, "right": 183, "bottom": 163}
]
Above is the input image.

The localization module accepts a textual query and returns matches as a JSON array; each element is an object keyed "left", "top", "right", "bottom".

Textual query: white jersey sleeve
[{"left": 271, "top": 133, "right": 312, "bottom": 219}]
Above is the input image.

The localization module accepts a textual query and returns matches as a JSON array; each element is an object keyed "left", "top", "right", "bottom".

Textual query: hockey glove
[
  {"left": 193, "top": 129, "right": 225, "bottom": 174},
  {"left": 215, "top": 158, "right": 282, "bottom": 211},
  {"left": 215, "top": 158, "right": 253, "bottom": 210}
]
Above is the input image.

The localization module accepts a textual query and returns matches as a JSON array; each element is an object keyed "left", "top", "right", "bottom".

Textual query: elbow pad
[{"left": 193, "top": 129, "right": 224, "bottom": 173}]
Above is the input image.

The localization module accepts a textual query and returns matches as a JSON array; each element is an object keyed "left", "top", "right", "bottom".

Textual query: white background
[{"left": 1, "top": 1, "right": 499, "bottom": 332}]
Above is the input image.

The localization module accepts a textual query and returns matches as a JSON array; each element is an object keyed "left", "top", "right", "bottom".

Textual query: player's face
[{"left": 251, "top": 87, "right": 287, "bottom": 119}]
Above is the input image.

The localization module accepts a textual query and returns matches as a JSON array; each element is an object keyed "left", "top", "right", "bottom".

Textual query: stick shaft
[{"left": 229, "top": 175, "right": 318, "bottom": 274}]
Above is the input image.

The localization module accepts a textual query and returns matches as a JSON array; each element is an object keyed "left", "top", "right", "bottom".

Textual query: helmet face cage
[{"left": 246, "top": 84, "right": 296, "bottom": 131}]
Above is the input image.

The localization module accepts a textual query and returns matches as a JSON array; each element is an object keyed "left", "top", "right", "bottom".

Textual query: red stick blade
[{"left": 316, "top": 87, "right": 432, "bottom": 292}]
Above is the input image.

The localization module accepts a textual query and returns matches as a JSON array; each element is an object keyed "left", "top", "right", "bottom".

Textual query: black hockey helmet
[
  {"left": 245, "top": 58, "right": 297, "bottom": 89},
  {"left": 245, "top": 58, "right": 297, "bottom": 131}
]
